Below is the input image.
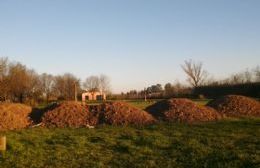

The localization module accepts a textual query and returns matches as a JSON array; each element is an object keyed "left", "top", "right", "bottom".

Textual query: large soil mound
[
  {"left": 146, "top": 98, "right": 222, "bottom": 123},
  {"left": 0, "top": 103, "right": 32, "bottom": 130},
  {"left": 42, "top": 101, "right": 98, "bottom": 128},
  {"left": 91, "top": 102, "right": 156, "bottom": 126},
  {"left": 207, "top": 95, "right": 260, "bottom": 117}
]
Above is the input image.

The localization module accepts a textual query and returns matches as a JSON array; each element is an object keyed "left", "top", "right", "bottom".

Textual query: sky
[{"left": 0, "top": 0, "right": 260, "bottom": 93}]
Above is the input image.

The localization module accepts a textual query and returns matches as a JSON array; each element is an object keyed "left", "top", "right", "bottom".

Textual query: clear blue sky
[{"left": 0, "top": 0, "right": 260, "bottom": 93}]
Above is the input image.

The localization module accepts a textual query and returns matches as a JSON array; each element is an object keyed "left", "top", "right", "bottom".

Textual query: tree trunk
[{"left": 19, "top": 93, "right": 23, "bottom": 103}]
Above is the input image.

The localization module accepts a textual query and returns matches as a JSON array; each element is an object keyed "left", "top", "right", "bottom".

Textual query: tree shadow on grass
[{"left": 29, "top": 103, "right": 58, "bottom": 124}]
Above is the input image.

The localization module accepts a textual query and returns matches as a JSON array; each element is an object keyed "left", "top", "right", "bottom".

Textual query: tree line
[
  {"left": 111, "top": 60, "right": 260, "bottom": 100},
  {"left": 1, "top": 57, "right": 259, "bottom": 103},
  {"left": 0, "top": 57, "right": 110, "bottom": 104}
]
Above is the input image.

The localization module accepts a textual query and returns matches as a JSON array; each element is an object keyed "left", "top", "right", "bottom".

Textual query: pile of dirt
[
  {"left": 42, "top": 101, "right": 98, "bottom": 128},
  {"left": 146, "top": 98, "right": 222, "bottom": 123},
  {"left": 91, "top": 102, "right": 156, "bottom": 126},
  {"left": 0, "top": 103, "right": 32, "bottom": 130},
  {"left": 207, "top": 95, "right": 260, "bottom": 117}
]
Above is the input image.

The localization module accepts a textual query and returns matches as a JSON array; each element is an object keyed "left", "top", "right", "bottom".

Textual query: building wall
[{"left": 82, "top": 92, "right": 106, "bottom": 101}]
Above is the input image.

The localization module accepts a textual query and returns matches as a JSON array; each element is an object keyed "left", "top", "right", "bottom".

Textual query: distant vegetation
[
  {"left": 111, "top": 61, "right": 260, "bottom": 100},
  {"left": 0, "top": 57, "right": 110, "bottom": 105},
  {"left": 1, "top": 57, "right": 259, "bottom": 106}
]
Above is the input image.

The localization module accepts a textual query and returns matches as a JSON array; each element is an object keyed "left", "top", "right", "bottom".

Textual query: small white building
[{"left": 82, "top": 91, "right": 106, "bottom": 101}]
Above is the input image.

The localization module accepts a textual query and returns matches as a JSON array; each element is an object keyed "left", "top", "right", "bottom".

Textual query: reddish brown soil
[
  {"left": 0, "top": 103, "right": 32, "bottom": 130},
  {"left": 207, "top": 95, "right": 260, "bottom": 117},
  {"left": 91, "top": 102, "right": 156, "bottom": 126},
  {"left": 146, "top": 98, "right": 222, "bottom": 123},
  {"left": 42, "top": 101, "right": 98, "bottom": 128}
]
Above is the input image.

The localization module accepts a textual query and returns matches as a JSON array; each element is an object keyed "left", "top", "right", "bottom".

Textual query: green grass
[
  {"left": 124, "top": 100, "right": 160, "bottom": 110},
  {"left": 85, "top": 99, "right": 161, "bottom": 110},
  {"left": 85, "top": 99, "right": 210, "bottom": 110},
  {"left": 192, "top": 99, "right": 212, "bottom": 106},
  {"left": 0, "top": 118, "right": 259, "bottom": 168},
  {"left": 125, "top": 99, "right": 211, "bottom": 109}
]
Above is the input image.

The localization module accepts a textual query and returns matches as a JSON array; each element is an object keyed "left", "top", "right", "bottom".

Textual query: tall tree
[
  {"left": 39, "top": 73, "right": 54, "bottom": 102},
  {"left": 254, "top": 66, "right": 260, "bottom": 82},
  {"left": 181, "top": 59, "right": 208, "bottom": 87},
  {"left": 99, "top": 74, "right": 111, "bottom": 94},
  {"left": 83, "top": 76, "right": 100, "bottom": 100},
  {"left": 26, "top": 70, "right": 42, "bottom": 105},
  {"left": 8, "top": 63, "right": 31, "bottom": 102},
  {"left": 54, "top": 73, "right": 80, "bottom": 100},
  {"left": 0, "top": 57, "right": 9, "bottom": 100},
  {"left": 147, "top": 84, "right": 163, "bottom": 94},
  {"left": 164, "top": 83, "right": 174, "bottom": 97},
  {"left": 0, "top": 57, "right": 8, "bottom": 79},
  {"left": 83, "top": 76, "right": 100, "bottom": 92}
]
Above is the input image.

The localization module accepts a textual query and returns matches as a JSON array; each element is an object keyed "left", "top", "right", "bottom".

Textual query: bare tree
[
  {"left": 181, "top": 59, "right": 208, "bottom": 87},
  {"left": 83, "top": 76, "right": 100, "bottom": 100},
  {"left": 229, "top": 74, "right": 244, "bottom": 84},
  {"left": 254, "top": 66, "right": 260, "bottom": 82},
  {"left": 26, "top": 70, "right": 42, "bottom": 105},
  {"left": 0, "top": 57, "right": 9, "bottom": 100},
  {"left": 53, "top": 73, "right": 80, "bottom": 100},
  {"left": 8, "top": 63, "right": 31, "bottom": 102},
  {"left": 243, "top": 69, "right": 253, "bottom": 83},
  {"left": 0, "top": 57, "right": 8, "bottom": 79},
  {"left": 226, "top": 69, "right": 255, "bottom": 85},
  {"left": 0, "top": 58, "right": 42, "bottom": 103},
  {"left": 99, "top": 74, "right": 111, "bottom": 94},
  {"left": 164, "top": 83, "right": 174, "bottom": 97},
  {"left": 83, "top": 76, "right": 100, "bottom": 92},
  {"left": 39, "top": 73, "right": 54, "bottom": 102}
]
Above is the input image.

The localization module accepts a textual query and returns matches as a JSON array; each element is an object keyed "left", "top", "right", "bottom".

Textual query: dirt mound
[
  {"left": 207, "top": 95, "right": 260, "bottom": 117},
  {"left": 91, "top": 102, "right": 156, "bottom": 126},
  {"left": 146, "top": 98, "right": 222, "bottom": 123},
  {"left": 0, "top": 103, "right": 32, "bottom": 130},
  {"left": 42, "top": 101, "right": 98, "bottom": 128}
]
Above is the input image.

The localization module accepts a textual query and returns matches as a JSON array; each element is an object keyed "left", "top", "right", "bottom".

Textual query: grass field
[
  {"left": 125, "top": 99, "right": 211, "bottom": 109},
  {"left": 0, "top": 100, "right": 259, "bottom": 168},
  {"left": 0, "top": 118, "right": 259, "bottom": 168},
  {"left": 85, "top": 99, "right": 211, "bottom": 110}
]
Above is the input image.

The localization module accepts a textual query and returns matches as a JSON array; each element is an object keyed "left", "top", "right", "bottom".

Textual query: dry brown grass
[
  {"left": 146, "top": 98, "right": 222, "bottom": 123},
  {"left": 0, "top": 103, "right": 32, "bottom": 130},
  {"left": 207, "top": 95, "right": 260, "bottom": 117},
  {"left": 42, "top": 101, "right": 98, "bottom": 128}
]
